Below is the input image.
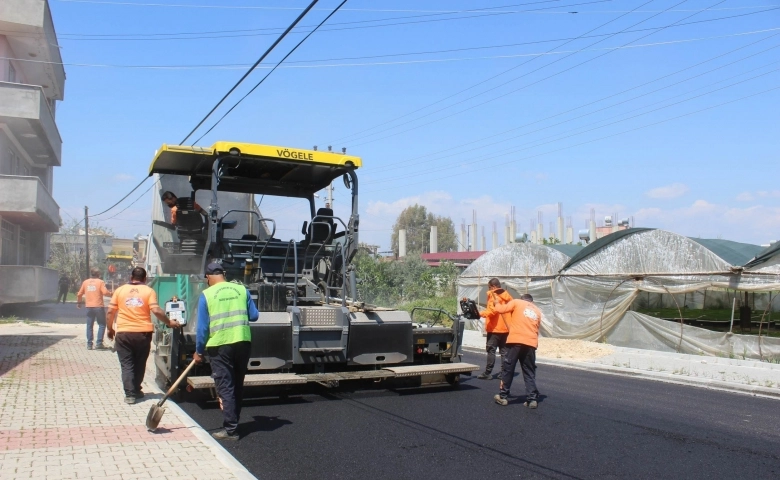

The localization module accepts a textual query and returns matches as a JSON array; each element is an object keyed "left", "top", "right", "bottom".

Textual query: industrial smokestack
[
  {"left": 399, "top": 229, "right": 407, "bottom": 258},
  {"left": 492, "top": 222, "right": 498, "bottom": 250},
  {"left": 537, "top": 211, "right": 543, "bottom": 244},
  {"left": 557, "top": 202, "right": 564, "bottom": 243},
  {"left": 589, "top": 208, "right": 597, "bottom": 244},
  {"left": 480, "top": 226, "right": 486, "bottom": 251},
  {"left": 459, "top": 221, "right": 466, "bottom": 252},
  {"left": 429, "top": 226, "right": 438, "bottom": 254}
]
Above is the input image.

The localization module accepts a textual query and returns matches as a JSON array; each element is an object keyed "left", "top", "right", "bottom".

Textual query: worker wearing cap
[
  {"left": 77, "top": 268, "right": 111, "bottom": 350},
  {"left": 107, "top": 267, "right": 180, "bottom": 404},
  {"left": 161, "top": 191, "right": 206, "bottom": 225},
  {"left": 193, "top": 263, "right": 259, "bottom": 441},
  {"left": 476, "top": 278, "right": 513, "bottom": 380},
  {"left": 491, "top": 293, "right": 543, "bottom": 409}
]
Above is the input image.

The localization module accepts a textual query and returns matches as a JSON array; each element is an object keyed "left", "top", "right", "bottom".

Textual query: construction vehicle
[
  {"left": 104, "top": 254, "right": 135, "bottom": 289},
  {"left": 147, "top": 141, "right": 477, "bottom": 396}
]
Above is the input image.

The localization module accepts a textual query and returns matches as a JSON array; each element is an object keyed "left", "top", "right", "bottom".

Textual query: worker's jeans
[
  {"left": 85, "top": 307, "right": 106, "bottom": 347},
  {"left": 500, "top": 344, "right": 539, "bottom": 401},
  {"left": 57, "top": 287, "right": 68, "bottom": 303},
  {"left": 484, "top": 332, "right": 508, "bottom": 376},
  {"left": 115, "top": 332, "right": 152, "bottom": 397},
  {"left": 208, "top": 341, "right": 251, "bottom": 435}
]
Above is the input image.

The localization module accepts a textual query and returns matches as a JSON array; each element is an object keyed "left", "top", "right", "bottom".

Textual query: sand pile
[{"left": 537, "top": 337, "right": 614, "bottom": 361}]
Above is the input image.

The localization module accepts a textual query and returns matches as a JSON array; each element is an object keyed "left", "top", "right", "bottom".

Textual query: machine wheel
[{"left": 445, "top": 374, "right": 461, "bottom": 389}]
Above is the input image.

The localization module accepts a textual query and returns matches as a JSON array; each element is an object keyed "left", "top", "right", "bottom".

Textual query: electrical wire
[
  {"left": 96, "top": 181, "right": 159, "bottom": 221},
  {"left": 22, "top": 1, "right": 605, "bottom": 43},
  {"left": 363, "top": 64, "right": 780, "bottom": 186},
  {"left": 343, "top": 0, "right": 731, "bottom": 148},
  {"left": 7, "top": 27, "right": 779, "bottom": 72},
  {"left": 365, "top": 32, "right": 780, "bottom": 176},
  {"left": 179, "top": 0, "right": 320, "bottom": 145},
  {"left": 362, "top": 84, "right": 780, "bottom": 195},
  {"left": 325, "top": 4, "right": 779, "bottom": 145},
  {"left": 191, "top": 0, "right": 349, "bottom": 144},
  {"left": 88, "top": 177, "right": 150, "bottom": 217}
]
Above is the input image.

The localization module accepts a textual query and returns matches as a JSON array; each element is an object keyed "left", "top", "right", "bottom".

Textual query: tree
[
  {"left": 390, "top": 204, "right": 457, "bottom": 256},
  {"left": 47, "top": 220, "right": 114, "bottom": 289}
]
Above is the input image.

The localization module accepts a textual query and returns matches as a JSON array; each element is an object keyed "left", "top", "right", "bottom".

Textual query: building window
[
  {"left": 7, "top": 62, "right": 17, "bottom": 83},
  {"left": 18, "top": 229, "right": 28, "bottom": 265},
  {"left": 1, "top": 219, "right": 18, "bottom": 265}
]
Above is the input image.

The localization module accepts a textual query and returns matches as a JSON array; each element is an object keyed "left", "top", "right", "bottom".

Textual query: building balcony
[
  {"left": 0, "top": 82, "right": 61, "bottom": 166},
  {"left": 0, "top": 174, "right": 60, "bottom": 231},
  {"left": 0, "top": 0, "right": 66, "bottom": 100},
  {"left": 0, "top": 265, "right": 58, "bottom": 305}
]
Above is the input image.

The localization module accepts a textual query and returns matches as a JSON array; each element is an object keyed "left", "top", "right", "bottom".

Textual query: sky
[{"left": 46, "top": 0, "right": 780, "bottom": 249}]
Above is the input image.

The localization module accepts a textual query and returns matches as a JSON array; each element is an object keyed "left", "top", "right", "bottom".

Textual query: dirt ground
[{"left": 537, "top": 337, "right": 614, "bottom": 361}]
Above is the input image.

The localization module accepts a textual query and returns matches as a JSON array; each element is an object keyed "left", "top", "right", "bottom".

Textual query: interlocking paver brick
[{"left": 0, "top": 322, "right": 251, "bottom": 480}]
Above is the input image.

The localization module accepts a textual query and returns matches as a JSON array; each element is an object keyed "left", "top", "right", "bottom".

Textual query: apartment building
[{"left": 0, "top": 0, "right": 65, "bottom": 305}]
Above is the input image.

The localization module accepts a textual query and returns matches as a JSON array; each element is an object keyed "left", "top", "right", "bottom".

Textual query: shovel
[{"left": 146, "top": 358, "right": 198, "bottom": 432}]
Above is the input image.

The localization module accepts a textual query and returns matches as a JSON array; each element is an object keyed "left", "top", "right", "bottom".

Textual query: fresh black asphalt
[{"left": 179, "top": 351, "right": 780, "bottom": 480}]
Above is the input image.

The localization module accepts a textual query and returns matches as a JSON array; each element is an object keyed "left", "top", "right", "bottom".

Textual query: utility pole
[
  {"left": 84, "top": 206, "right": 90, "bottom": 280},
  {"left": 327, "top": 182, "right": 333, "bottom": 207}
]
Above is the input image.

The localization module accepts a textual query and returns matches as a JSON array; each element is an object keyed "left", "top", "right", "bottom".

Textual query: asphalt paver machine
[{"left": 147, "top": 142, "right": 477, "bottom": 396}]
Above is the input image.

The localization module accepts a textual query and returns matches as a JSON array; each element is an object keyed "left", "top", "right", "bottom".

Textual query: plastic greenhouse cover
[{"left": 459, "top": 243, "right": 570, "bottom": 279}]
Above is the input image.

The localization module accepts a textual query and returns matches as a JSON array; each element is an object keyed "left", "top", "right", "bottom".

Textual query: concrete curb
[
  {"left": 462, "top": 346, "right": 780, "bottom": 400},
  {"left": 143, "top": 356, "right": 257, "bottom": 480}
]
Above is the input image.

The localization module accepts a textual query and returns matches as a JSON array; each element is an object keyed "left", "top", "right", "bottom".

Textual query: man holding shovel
[
  {"left": 193, "top": 263, "right": 259, "bottom": 441},
  {"left": 106, "top": 267, "right": 181, "bottom": 404}
]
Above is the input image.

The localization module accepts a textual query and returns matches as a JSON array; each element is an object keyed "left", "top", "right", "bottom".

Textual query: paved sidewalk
[
  {"left": 462, "top": 330, "right": 780, "bottom": 399},
  {"left": 0, "top": 321, "right": 256, "bottom": 480}
]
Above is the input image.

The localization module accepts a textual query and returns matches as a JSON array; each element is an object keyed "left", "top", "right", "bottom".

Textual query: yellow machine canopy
[{"left": 148, "top": 142, "right": 362, "bottom": 198}]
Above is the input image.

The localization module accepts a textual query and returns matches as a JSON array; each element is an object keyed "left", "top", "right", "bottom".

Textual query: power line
[
  {"left": 366, "top": 32, "right": 780, "bottom": 176},
  {"left": 325, "top": 4, "right": 780, "bottom": 145},
  {"left": 362, "top": 85, "right": 780, "bottom": 195},
  {"left": 179, "top": 0, "right": 321, "bottom": 145},
  {"left": 343, "top": 0, "right": 732, "bottom": 148},
  {"left": 365, "top": 62, "right": 780, "bottom": 186},
  {"left": 97, "top": 181, "right": 158, "bottom": 221},
  {"left": 191, "top": 0, "right": 349, "bottom": 144},
  {"left": 5, "top": 27, "right": 779, "bottom": 71},
  {"left": 21, "top": 1, "right": 605, "bottom": 42},
  {"left": 89, "top": 177, "right": 150, "bottom": 217}
]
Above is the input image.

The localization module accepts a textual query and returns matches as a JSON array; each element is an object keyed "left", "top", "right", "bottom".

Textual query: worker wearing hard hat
[
  {"left": 491, "top": 293, "right": 543, "bottom": 409},
  {"left": 77, "top": 268, "right": 111, "bottom": 350},
  {"left": 193, "top": 262, "right": 259, "bottom": 441},
  {"left": 476, "top": 278, "right": 512, "bottom": 380}
]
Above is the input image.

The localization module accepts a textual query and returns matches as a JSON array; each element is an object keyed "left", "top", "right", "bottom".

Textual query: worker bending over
[
  {"left": 107, "top": 267, "right": 181, "bottom": 404},
  {"left": 161, "top": 191, "right": 207, "bottom": 225},
  {"left": 194, "top": 263, "right": 259, "bottom": 441},
  {"left": 491, "top": 293, "right": 543, "bottom": 408},
  {"left": 476, "top": 278, "right": 512, "bottom": 380},
  {"left": 77, "top": 268, "right": 111, "bottom": 350}
]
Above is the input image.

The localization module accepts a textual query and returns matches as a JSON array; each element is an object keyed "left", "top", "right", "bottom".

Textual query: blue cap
[{"left": 204, "top": 262, "right": 225, "bottom": 276}]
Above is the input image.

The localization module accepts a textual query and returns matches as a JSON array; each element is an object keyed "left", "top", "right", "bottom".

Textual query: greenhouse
[{"left": 458, "top": 229, "right": 780, "bottom": 361}]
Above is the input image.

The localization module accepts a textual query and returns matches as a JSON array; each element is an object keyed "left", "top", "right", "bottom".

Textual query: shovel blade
[{"left": 146, "top": 404, "right": 165, "bottom": 432}]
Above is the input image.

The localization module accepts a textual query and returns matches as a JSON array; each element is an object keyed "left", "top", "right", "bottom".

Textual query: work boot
[
  {"left": 86, "top": 344, "right": 93, "bottom": 350},
  {"left": 135, "top": 391, "right": 145, "bottom": 399},
  {"left": 477, "top": 373, "right": 492, "bottom": 380},
  {"left": 94, "top": 343, "right": 107, "bottom": 350},
  {"left": 524, "top": 400, "right": 538, "bottom": 409},
  {"left": 124, "top": 396, "right": 136, "bottom": 405},
  {"left": 212, "top": 429, "right": 239, "bottom": 441},
  {"left": 494, "top": 394, "right": 508, "bottom": 406}
]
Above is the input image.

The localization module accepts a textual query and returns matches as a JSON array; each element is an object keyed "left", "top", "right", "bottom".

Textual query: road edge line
[{"left": 462, "top": 346, "right": 780, "bottom": 400}]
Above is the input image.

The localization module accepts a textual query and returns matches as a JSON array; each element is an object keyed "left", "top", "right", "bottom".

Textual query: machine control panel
[{"left": 165, "top": 300, "right": 187, "bottom": 326}]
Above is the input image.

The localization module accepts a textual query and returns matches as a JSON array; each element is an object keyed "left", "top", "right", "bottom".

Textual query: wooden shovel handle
[{"left": 164, "top": 359, "right": 198, "bottom": 399}]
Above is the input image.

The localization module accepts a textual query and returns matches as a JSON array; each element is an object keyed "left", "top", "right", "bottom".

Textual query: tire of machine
[{"left": 445, "top": 374, "right": 461, "bottom": 389}]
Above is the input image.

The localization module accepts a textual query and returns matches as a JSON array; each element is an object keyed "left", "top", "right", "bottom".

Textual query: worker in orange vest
[
  {"left": 77, "top": 268, "right": 111, "bottom": 350},
  {"left": 491, "top": 293, "right": 543, "bottom": 408},
  {"left": 476, "top": 278, "right": 513, "bottom": 380}
]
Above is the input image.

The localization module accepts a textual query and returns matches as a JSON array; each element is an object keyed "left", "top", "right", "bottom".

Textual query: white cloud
[
  {"left": 112, "top": 173, "right": 134, "bottom": 182},
  {"left": 645, "top": 183, "right": 689, "bottom": 199},
  {"left": 736, "top": 192, "right": 754, "bottom": 202}
]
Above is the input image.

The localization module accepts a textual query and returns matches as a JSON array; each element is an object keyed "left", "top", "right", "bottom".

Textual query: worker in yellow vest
[{"left": 193, "top": 263, "right": 259, "bottom": 441}]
